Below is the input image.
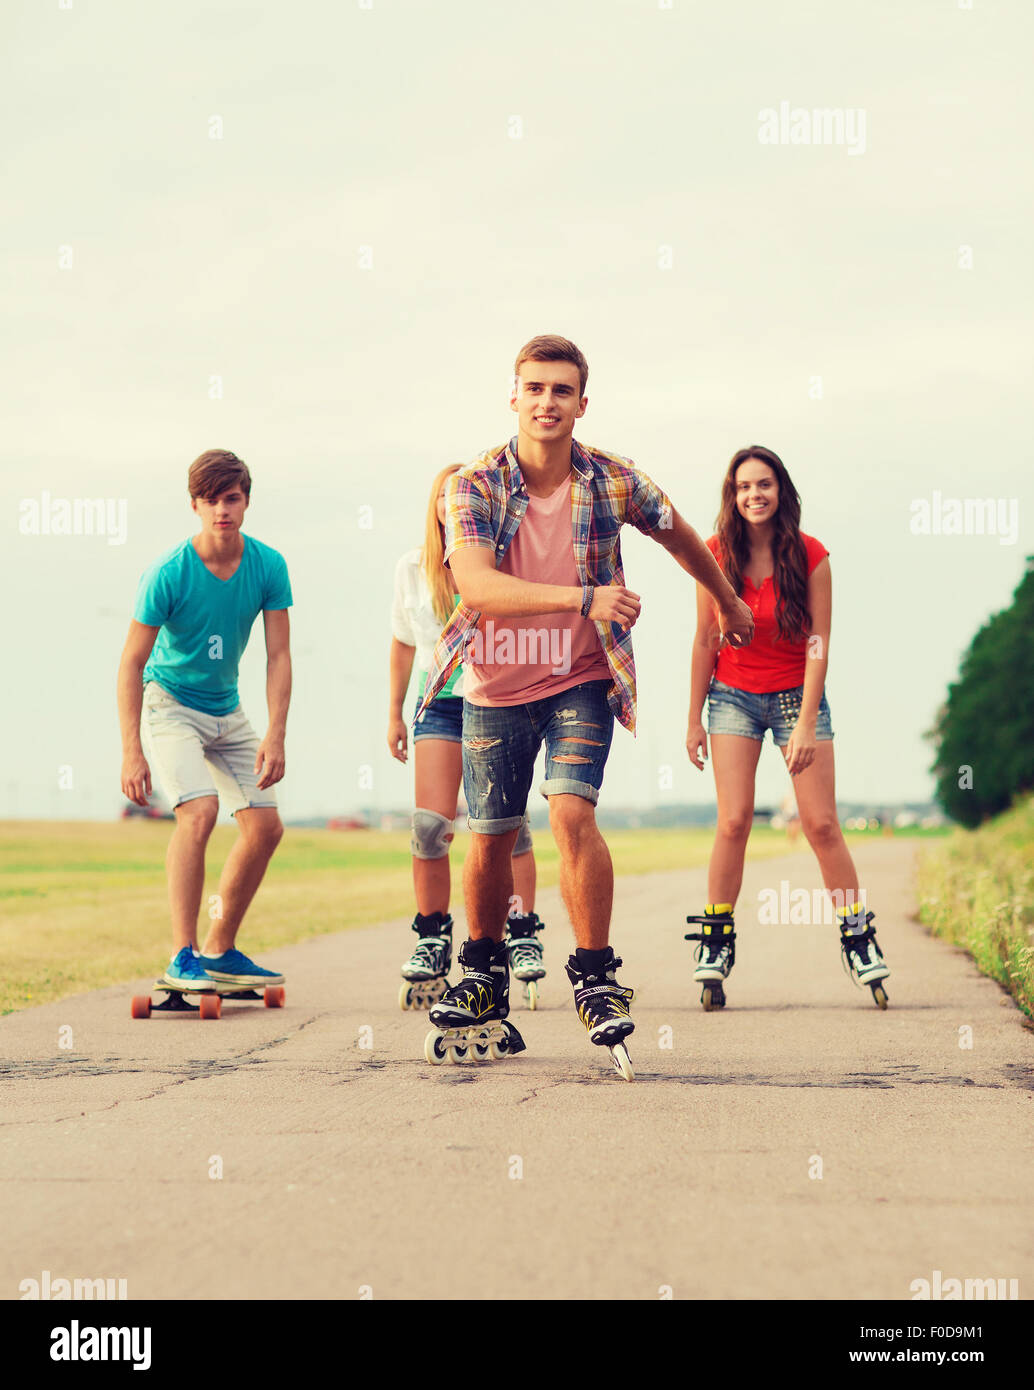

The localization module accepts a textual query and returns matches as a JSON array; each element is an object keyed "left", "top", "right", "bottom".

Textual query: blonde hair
[{"left": 423, "top": 464, "right": 463, "bottom": 625}]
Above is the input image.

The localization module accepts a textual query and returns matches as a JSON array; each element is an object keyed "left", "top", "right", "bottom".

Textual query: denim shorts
[
  {"left": 706, "top": 678, "right": 834, "bottom": 747},
  {"left": 413, "top": 694, "right": 463, "bottom": 743},
  {"left": 462, "top": 679, "right": 615, "bottom": 834}
]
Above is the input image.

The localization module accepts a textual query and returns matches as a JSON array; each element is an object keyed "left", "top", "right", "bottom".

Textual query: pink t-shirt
[{"left": 463, "top": 475, "right": 611, "bottom": 706}]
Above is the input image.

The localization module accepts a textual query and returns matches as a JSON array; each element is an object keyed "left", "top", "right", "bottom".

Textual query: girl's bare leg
[
  {"left": 783, "top": 742, "right": 861, "bottom": 909},
  {"left": 707, "top": 735, "right": 763, "bottom": 906},
  {"left": 412, "top": 738, "right": 462, "bottom": 916}
]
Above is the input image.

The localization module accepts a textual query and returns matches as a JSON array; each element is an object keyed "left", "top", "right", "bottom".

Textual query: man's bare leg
[
  {"left": 463, "top": 826, "right": 521, "bottom": 941},
  {"left": 201, "top": 806, "right": 284, "bottom": 956},
  {"left": 547, "top": 793, "right": 613, "bottom": 949},
  {"left": 166, "top": 797, "right": 219, "bottom": 952}
]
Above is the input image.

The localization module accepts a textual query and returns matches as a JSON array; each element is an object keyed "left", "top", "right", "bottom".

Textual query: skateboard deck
[{"left": 131, "top": 977, "right": 286, "bottom": 1020}]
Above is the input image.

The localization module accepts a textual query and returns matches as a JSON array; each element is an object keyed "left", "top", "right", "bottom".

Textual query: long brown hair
[
  {"left": 422, "top": 464, "right": 462, "bottom": 625},
  {"left": 714, "top": 445, "right": 810, "bottom": 642}
]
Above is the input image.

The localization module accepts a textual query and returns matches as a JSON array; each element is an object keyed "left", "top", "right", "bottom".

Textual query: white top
[{"left": 391, "top": 548, "right": 464, "bottom": 698}]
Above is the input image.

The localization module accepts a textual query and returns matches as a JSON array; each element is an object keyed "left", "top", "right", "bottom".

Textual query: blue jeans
[
  {"left": 462, "top": 679, "right": 614, "bottom": 834},
  {"left": 706, "top": 678, "right": 834, "bottom": 746}
]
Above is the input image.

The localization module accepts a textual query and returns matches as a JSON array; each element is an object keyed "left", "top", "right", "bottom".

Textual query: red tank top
[{"left": 707, "top": 532, "right": 829, "bottom": 693}]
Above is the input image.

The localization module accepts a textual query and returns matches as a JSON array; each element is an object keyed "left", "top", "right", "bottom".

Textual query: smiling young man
[
  {"left": 415, "top": 335, "right": 754, "bottom": 1075},
  {"left": 117, "top": 449, "right": 292, "bottom": 994}
]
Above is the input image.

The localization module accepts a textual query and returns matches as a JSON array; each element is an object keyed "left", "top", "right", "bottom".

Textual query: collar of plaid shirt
[{"left": 415, "top": 435, "right": 654, "bottom": 735}]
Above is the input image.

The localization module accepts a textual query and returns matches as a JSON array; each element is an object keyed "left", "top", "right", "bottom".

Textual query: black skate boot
[
  {"left": 505, "top": 911, "right": 546, "bottom": 1009},
  {"left": 424, "top": 937, "right": 526, "bottom": 1065},
  {"left": 838, "top": 908, "right": 890, "bottom": 1009},
  {"left": 399, "top": 912, "right": 453, "bottom": 1011},
  {"left": 685, "top": 907, "right": 736, "bottom": 1010},
  {"left": 565, "top": 947, "right": 635, "bottom": 1081}
]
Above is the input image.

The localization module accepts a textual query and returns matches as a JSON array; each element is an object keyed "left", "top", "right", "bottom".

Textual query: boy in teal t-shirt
[{"left": 117, "top": 449, "right": 293, "bottom": 992}]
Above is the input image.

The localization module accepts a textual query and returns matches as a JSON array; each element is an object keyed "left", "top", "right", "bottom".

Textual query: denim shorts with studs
[{"left": 706, "top": 678, "right": 834, "bottom": 747}]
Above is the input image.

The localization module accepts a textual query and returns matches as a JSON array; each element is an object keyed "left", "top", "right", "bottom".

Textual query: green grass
[
  {"left": 0, "top": 819, "right": 809, "bottom": 1014},
  {"left": 916, "top": 796, "right": 1034, "bottom": 1023},
  {"left": 0, "top": 817, "right": 949, "bottom": 1015}
]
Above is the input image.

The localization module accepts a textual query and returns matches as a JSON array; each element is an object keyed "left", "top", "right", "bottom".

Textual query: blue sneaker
[
  {"left": 163, "top": 947, "right": 217, "bottom": 990},
  {"left": 197, "top": 948, "right": 284, "bottom": 988}
]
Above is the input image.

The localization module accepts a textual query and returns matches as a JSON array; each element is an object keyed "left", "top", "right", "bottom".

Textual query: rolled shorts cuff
[
  {"left": 772, "top": 729, "right": 833, "bottom": 749},
  {"left": 539, "top": 776, "right": 601, "bottom": 805},
  {"left": 173, "top": 789, "right": 221, "bottom": 809},
  {"left": 465, "top": 812, "right": 526, "bottom": 836},
  {"left": 413, "top": 728, "right": 462, "bottom": 744},
  {"left": 171, "top": 788, "right": 278, "bottom": 814}
]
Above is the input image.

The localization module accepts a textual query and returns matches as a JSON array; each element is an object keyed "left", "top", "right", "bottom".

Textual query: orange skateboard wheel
[
  {"left": 131, "top": 995, "right": 152, "bottom": 1019},
  {"left": 199, "top": 993, "right": 222, "bottom": 1020},
  {"left": 264, "top": 985, "right": 285, "bottom": 1008}
]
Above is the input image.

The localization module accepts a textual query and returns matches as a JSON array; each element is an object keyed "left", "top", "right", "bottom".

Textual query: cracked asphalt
[{"left": 2, "top": 838, "right": 1031, "bottom": 1300}]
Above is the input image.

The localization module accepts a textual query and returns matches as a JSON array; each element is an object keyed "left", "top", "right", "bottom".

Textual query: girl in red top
[{"left": 685, "top": 445, "right": 890, "bottom": 1009}]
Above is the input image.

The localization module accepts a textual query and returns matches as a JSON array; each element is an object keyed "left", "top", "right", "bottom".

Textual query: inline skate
[
  {"left": 399, "top": 911, "right": 452, "bottom": 1011},
  {"left": 424, "top": 937, "right": 526, "bottom": 1065},
  {"left": 565, "top": 947, "right": 635, "bottom": 1082},
  {"left": 505, "top": 910, "right": 546, "bottom": 1009}
]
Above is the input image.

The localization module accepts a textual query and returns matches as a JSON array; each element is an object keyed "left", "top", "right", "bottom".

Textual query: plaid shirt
[{"left": 414, "top": 436, "right": 673, "bottom": 735}]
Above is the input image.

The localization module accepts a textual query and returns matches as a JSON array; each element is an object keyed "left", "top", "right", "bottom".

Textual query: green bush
[
  {"left": 928, "top": 557, "right": 1034, "bottom": 827},
  {"left": 917, "top": 795, "right": 1034, "bottom": 1020}
]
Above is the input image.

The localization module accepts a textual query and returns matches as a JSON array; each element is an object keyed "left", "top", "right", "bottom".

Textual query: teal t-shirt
[
  {"left": 135, "top": 535, "right": 292, "bottom": 715},
  {"left": 416, "top": 591, "right": 462, "bottom": 704},
  {"left": 417, "top": 663, "right": 462, "bottom": 704}
]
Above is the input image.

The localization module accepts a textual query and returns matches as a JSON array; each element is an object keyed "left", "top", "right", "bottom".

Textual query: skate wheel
[
  {"left": 611, "top": 1043, "right": 634, "bottom": 1082},
  {"left": 488, "top": 1039, "right": 507, "bottom": 1060},
  {"left": 526, "top": 980, "right": 538, "bottom": 1011},
  {"left": 872, "top": 984, "right": 889, "bottom": 1010},
  {"left": 264, "top": 985, "right": 285, "bottom": 1008},
  {"left": 428, "top": 978, "right": 448, "bottom": 1006},
  {"left": 130, "top": 995, "right": 152, "bottom": 1020},
  {"left": 424, "top": 1030, "right": 448, "bottom": 1065},
  {"left": 399, "top": 981, "right": 414, "bottom": 1011},
  {"left": 199, "top": 993, "right": 222, "bottom": 1020},
  {"left": 701, "top": 986, "right": 715, "bottom": 1012},
  {"left": 446, "top": 1044, "right": 467, "bottom": 1064},
  {"left": 472, "top": 1042, "right": 491, "bottom": 1060}
]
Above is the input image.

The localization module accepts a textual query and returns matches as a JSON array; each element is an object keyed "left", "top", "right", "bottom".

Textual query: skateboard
[{"left": 131, "top": 977, "right": 286, "bottom": 1020}]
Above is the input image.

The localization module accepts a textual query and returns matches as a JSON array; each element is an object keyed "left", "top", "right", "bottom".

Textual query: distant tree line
[{"left": 928, "top": 555, "right": 1034, "bottom": 827}]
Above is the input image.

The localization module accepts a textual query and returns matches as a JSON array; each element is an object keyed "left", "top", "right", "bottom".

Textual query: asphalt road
[{"left": 2, "top": 837, "right": 1031, "bottom": 1301}]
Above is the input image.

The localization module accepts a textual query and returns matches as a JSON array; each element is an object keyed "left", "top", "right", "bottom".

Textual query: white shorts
[{"left": 141, "top": 681, "right": 277, "bottom": 815}]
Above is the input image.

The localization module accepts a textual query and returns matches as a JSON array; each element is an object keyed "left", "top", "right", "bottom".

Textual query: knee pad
[
  {"left": 512, "top": 813, "right": 533, "bottom": 857},
  {"left": 411, "top": 808, "right": 454, "bottom": 860}
]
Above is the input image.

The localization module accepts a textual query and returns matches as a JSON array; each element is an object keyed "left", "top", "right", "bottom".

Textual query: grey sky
[{"left": 4, "top": 0, "right": 1031, "bottom": 820}]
